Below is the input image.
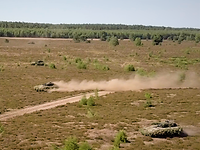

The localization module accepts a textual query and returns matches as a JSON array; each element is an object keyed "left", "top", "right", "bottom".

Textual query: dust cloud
[{"left": 51, "top": 72, "right": 200, "bottom": 92}]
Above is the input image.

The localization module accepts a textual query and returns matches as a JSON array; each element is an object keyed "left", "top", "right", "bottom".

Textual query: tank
[
  {"left": 34, "top": 82, "right": 59, "bottom": 92},
  {"left": 31, "top": 60, "right": 45, "bottom": 66},
  {"left": 140, "top": 120, "right": 183, "bottom": 137}
]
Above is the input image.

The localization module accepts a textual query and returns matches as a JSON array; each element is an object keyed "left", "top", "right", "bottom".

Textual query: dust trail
[{"left": 51, "top": 72, "right": 200, "bottom": 92}]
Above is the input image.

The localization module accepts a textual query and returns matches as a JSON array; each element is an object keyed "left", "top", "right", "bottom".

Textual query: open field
[{"left": 0, "top": 38, "right": 200, "bottom": 149}]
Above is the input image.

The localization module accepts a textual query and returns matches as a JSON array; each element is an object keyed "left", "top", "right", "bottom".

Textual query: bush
[
  {"left": 28, "top": 41, "right": 35, "bottom": 44},
  {"left": 135, "top": 37, "right": 143, "bottom": 46},
  {"left": 87, "top": 96, "right": 95, "bottom": 106},
  {"left": 75, "top": 58, "right": 82, "bottom": 63},
  {"left": 144, "top": 100, "right": 153, "bottom": 108},
  {"left": 145, "top": 93, "right": 152, "bottom": 99},
  {"left": 94, "top": 63, "right": 110, "bottom": 71},
  {"left": 136, "top": 68, "right": 148, "bottom": 76},
  {"left": 79, "top": 142, "right": 93, "bottom": 150},
  {"left": 79, "top": 95, "right": 95, "bottom": 106},
  {"left": 0, "top": 123, "right": 4, "bottom": 134},
  {"left": 5, "top": 39, "right": 9, "bottom": 43},
  {"left": 63, "top": 137, "right": 79, "bottom": 150},
  {"left": 85, "top": 40, "right": 91, "bottom": 43},
  {"left": 49, "top": 63, "right": 56, "bottom": 69},
  {"left": 0, "top": 65, "right": 5, "bottom": 72},
  {"left": 63, "top": 55, "right": 67, "bottom": 61},
  {"left": 152, "top": 34, "right": 163, "bottom": 45},
  {"left": 124, "top": 64, "right": 135, "bottom": 72},
  {"left": 109, "top": 36, "right": 119, "bottom": 46},
  {"left": 87, "top": 108, "right": 96, "bottom": 118},
  {"left": 54, "top": 137, "right": 93, "bottom": 150},
  {"left": 114, "top": 130, "right": 128, "bottom": 148},
  {"left": 79, "top": 95, "right": 87, "bottom": 105},
  {"left": 77, "top": 61, "right": 87, "bottom": 69}
]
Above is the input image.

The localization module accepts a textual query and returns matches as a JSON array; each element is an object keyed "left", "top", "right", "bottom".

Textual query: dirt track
[{"left": 0, "top": 91, "right": 112, "bottom": 121}]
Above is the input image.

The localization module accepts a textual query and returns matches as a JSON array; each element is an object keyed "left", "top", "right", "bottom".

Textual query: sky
[{"left": 0, "top": 0, "right": 200, "bottom": 28}]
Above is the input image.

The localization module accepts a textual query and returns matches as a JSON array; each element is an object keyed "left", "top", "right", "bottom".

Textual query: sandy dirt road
[{"left": 0, "top": 91, "right": 113, "bottom": 121}]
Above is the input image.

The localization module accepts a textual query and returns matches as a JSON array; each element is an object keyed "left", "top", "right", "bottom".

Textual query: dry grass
[{"left": 0, "top": 38, "right": 200, "bottom": 149}]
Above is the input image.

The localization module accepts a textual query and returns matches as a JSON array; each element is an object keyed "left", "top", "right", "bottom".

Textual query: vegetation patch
[{"left": 124, "top": 64, "right": 135, "bottom": 72}]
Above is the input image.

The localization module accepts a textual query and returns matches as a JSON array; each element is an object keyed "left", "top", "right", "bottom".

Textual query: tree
[
  {"left": 109, "top": 36, "right": 119, "bottom": 46},
  {"left": 152, "top": 34, "right": 163, "bottom": 45}
]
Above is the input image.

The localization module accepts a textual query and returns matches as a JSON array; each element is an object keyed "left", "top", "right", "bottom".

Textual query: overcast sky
[{"left": 0, "top": 0, "right": 199, "bottom": 28}]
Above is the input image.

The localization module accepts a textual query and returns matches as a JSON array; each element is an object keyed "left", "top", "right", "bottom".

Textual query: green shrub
[
  {"left": 110, "top": 147, "right": 120, "bottom": 150},
  {"left": 94, "top": 63, "right": 109, "bottom": 71},
  {"left": 0, "top": 123, "right": 4, "bottom": 134},
  {"left": 63, "top": 55, "right": 67, "bottom": 60},
  {"left": 152, "top": 34, "right": 163, "bottom": 45},
  {"left": 28, "top": 41, "right": 35, "bottom": 44},
  {"left": 79, "top": 95, "right": 87, "bottom": 105},
  {"left": 95, "top": 89, "right": 99, "bottom": 100},
  {"left": 144, "top": 100, "right": 153, "bottom": 108},
  {"left": 145, "top": 93, "right": 152, "bottom": 99},
  {"left": 0, "top": 65, "right": 5, "bottom": 72},
  {"left": 63, "top": 137, "right": 79, "bottom": 150},
  {"left": 79, "top": 142, "right": 93, "bottom": 150},
  {"left": 49, "top": 63, "right": 56, "bottom": 69},
  {"left": 85, "top": 40, "right": 91, "bottom": 43},
  {"left": 114, "top": 130, "right": 128, "bottom": 148},
  {"left": 77, "top": 61, "right": 87, "bottom": 69},
  {"left": 75, "top": 58, "right": 82, "bottom": 63},
  {"left": 135, "top": 37, "right": 143, "bottom": 46},
  {"left": 179, "top": 73, "right": 186, "bottom": 82},
  {"left": 79, "top": 95, "right": 95, "bottom": 106},
  {"left": 5, "top": 39, "right": 9, "bottom": 43},
  {"left": 87, "top": 109, "right": 96, "bottom": 118},
  {"left": 124, "top": 64, "right": 135, "bottom": 72},
  {"left": 87, "top": 96, "right": 95, "bottom": 106},
  {"left": 109, "top": 36, "right": 119, "bottom": 46},
  {"left": 101, "top": 65, "right": 110, "bottom": 71},
  {"left": 136, "top": 68, "right": 147, "bottom": 76}
]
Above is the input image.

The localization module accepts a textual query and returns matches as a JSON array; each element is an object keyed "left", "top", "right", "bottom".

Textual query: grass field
[{"left": 0, "top": 38, "right": 200, "bottom": 149}]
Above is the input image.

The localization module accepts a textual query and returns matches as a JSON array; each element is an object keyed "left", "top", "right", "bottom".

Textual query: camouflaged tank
[
  {"left": 140, "top": 120, "right": 183, "bottom": 137},
  {"left": 34, "top": 82, "right": 58, "bottom": 92},
  {"left": 31, "top": 60, "right": 45, "bottom": 66}
]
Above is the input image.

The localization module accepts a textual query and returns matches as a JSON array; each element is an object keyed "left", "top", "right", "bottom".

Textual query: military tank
[
  {"left": 34, "top": 82, "right": 59, "bottom": 92},
  {"left": 140, "top": 120, "right": 183, "bottom": 137},
  {"left": 31, "top": 60, "right": 45, "bottom": 66}
]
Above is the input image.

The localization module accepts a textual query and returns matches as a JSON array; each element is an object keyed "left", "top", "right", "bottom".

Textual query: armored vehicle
[
  {"left": 34, "top": 82, "right": 58, "bottom": 92},
  {"left": 140, "top": 120, "right": 183, "bottom": 137}
]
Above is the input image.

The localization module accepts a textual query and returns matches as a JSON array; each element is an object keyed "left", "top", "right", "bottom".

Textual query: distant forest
[{"left": 0, "top": 21, "right": 200, "bottom": 42}]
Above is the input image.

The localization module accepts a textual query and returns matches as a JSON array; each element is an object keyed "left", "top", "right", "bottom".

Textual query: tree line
[{"left": 0, "top": 21, "right": 200, "bottom": 42}]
